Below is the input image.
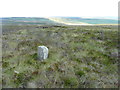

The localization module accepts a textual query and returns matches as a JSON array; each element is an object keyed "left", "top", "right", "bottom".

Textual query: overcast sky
[{"left": 0, "top": 0, "right": 119, "bottom": 17}]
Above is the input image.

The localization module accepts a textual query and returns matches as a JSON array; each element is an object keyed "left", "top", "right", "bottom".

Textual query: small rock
[
  {"left": 14, "top": 70, "right": 19, "bottom": 74},
  {"left": 38, "top": 46, "right": 48, "bottom": 61}
]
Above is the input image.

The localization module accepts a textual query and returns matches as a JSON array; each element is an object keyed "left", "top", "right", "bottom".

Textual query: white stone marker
[{"left": 38, "top": 46, "right": 48, "bottom": 61}]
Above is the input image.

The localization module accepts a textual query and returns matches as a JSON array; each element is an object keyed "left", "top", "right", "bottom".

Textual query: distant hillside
[
  {"left": 45, "top": 17, "right": 118, "bottom": 25},
  {"left": 1, "top": 17, "right": 118, "bottom": 26},
  {"left": 1, "top": 17, "right": 63, "bottom": 25}
]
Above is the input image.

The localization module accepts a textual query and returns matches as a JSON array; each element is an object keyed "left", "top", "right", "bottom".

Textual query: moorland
[{"left": 2, "top": 17, "right": 118, "bottom": 88}]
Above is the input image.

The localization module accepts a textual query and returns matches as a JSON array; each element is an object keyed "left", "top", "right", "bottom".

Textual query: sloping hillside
[{"left": 45, "top": 17, "right": 118, "bottom": 25}]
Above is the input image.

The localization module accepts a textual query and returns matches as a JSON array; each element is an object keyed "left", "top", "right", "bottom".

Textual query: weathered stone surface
[{"left": 38, "top": 46, "right": 48, "bottom": 61}]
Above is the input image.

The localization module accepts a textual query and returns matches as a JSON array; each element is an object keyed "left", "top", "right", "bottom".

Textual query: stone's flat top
[
  {"left": 38, "top": 46, "right": 48, "bottom": 51},
  {"left": 38, "top": 46, "right": 46, "bottom": 48},
  {"left": 38, "top": 46, "right": 48, "bottom": 49}
]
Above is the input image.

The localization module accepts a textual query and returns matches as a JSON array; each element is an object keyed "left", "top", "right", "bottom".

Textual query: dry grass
[{"left": 2, "top": 25, "right": 118, "bottom": 88}]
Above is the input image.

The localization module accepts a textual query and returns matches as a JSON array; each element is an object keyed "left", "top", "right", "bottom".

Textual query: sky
[{"left": 0, "top": 0, "right": 119, "bottom": 18}]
